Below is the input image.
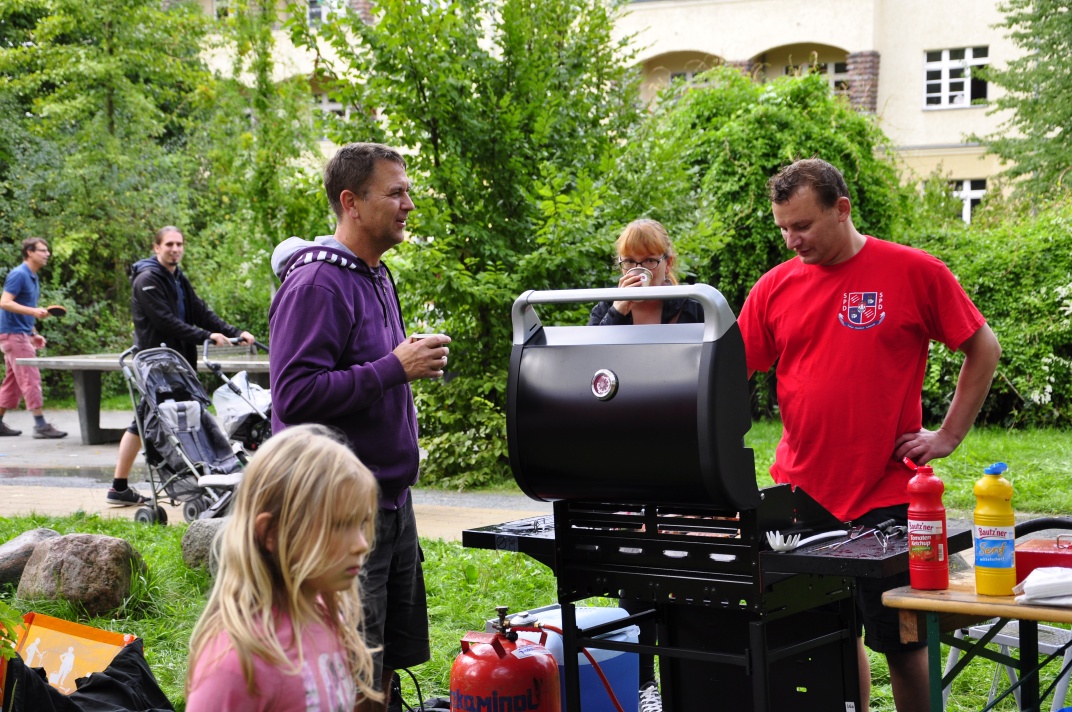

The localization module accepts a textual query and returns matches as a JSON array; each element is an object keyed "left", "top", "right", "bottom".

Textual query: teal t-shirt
[{"left": 0, "top": 263, "right": 38, "bottom": 334}]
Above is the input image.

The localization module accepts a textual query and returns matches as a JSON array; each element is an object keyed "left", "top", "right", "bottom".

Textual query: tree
[
  {"left": 185, "top": 0, "right": 327, "bottom": 336},
  {"left": 976, "top": 0, "right": 1072, "bottom": 196},
  {"left": 632, "top": 69, "right": 906, "bottom": 316},
  {"left": 603, "top": 68, "right": 909, "bottom": 416},
  {"left": 0, "top": 0, "right": 212, "bottom": 304},
  {"left": 287, "top": 0, "right": 643, "bottom": 486}
]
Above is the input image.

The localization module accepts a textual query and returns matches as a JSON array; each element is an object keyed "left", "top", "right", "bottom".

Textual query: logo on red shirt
[{"left": 839, "top": 291, "right": 885, "bottom": 330}]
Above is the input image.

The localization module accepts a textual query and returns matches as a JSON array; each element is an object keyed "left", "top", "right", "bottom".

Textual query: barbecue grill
[{"left": 472, "top": 285, "right": 863, "bottom": 710}]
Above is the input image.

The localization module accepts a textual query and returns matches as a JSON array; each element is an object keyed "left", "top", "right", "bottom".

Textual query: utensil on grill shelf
[
  {"left": 813, "top": 519, "right": 901, "bottom": 551},
  {"left": 873, "top": 525, "right": 907, "bottom": 553},
  {"left": 766, "top": 530, "right": 849, "bottom": 552}
]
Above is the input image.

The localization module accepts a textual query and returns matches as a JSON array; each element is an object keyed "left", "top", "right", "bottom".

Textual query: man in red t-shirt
[{"left": 737, "top": 158, "right": 1001, "bottom": 712}]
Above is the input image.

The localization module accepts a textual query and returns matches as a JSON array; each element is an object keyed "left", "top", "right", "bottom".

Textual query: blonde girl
[{"left": 186, "top": 424, "right": 381, "bottom": 711}]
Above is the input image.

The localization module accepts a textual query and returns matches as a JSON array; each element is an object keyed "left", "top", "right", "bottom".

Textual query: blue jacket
[{"left": 268, "top": 238, "right": 419, "bottom": 510}]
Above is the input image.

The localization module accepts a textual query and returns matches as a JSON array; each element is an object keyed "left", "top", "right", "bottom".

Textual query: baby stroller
[
  {"left": 120, "top": 345, "right": 245, "bottom": 524},
  {"left": 202, "top": 339, "right": 272, "bottom": 456}
]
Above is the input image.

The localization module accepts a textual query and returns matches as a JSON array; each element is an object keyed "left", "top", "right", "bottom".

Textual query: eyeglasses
[{"left": 618, "top": 256, "right": 666, "bottom": 271}]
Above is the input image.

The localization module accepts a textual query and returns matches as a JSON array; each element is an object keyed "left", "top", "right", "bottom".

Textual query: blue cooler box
[{"left": 489, "top": 604, "right": 640, "bottom": 712}]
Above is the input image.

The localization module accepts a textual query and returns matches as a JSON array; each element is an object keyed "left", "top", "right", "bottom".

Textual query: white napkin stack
[{"left": 1013, "top": 567, "right": 1072, "bottom": 605}]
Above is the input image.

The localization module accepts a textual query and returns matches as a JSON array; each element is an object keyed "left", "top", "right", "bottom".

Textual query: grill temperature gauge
[{"left": 591, "top": 369, "right": 618, "bottom": 400}]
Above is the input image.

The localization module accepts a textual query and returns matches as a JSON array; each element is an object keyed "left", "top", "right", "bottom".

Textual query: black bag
[{"left": 3, "top": 638, "right": 174, "bottom": 712}]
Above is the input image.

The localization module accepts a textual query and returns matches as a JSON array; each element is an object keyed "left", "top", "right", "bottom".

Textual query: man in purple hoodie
[{"left": 269, "top": 142, "right": 450, "bottom": 712}]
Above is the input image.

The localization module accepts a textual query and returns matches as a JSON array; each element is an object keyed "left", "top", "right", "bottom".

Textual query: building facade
[
  {"left": 616, "top": 0, "right": 1019, "bottom": 219},
  {"left": 197, "top": 0, "right": 1018, "bottom": 221}
]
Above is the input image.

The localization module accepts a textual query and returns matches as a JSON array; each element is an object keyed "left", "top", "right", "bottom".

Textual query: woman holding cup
[{"left": 587, "top": 218, "right": 703, "bottom": 326}]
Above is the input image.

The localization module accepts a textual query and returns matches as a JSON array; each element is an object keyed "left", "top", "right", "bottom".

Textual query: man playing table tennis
[{"left": 0, "top": 237, "right": 67, "bottom": 439}]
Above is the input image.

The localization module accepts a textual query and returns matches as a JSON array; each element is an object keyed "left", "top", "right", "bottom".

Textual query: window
[
  {"left": 313, "top": 93, "right": 353, "bottom": 140},
  {"left": 784, "top": 61, "right": 850, "bottom": 95},
  {"left": 951, "top": 179, "right": 986, "bottom": 223},
  {"left": 213, "top": 0, "right": 231, "bottom": 19},
  {"left": 924, "top": 47, "right": 988, "bottom": 108},
  {"left": 314, "top": 93, "right": 350, "bottom": 122},
  {"left": 308, "top": 0, "right": 345, "bottom": 26}
]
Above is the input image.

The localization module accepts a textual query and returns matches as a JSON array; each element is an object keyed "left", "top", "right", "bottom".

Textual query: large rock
[
  {"left": 182, "top": 517, "right": 227, "bottom": 571},
  {"left": 0, "top": 528, "right": 60, "bottom": 585},
  {"left": 17, "top": 534, "right": 145, "bottom": 616}
]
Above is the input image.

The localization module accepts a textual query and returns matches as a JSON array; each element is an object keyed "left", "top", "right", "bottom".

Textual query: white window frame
[
  {"left": 829, "top": 61, "right": 850, "bottom": 95},
  {"left": 924, "top": 47, "right": 988, "bottom": 109},
  {"left": 314, "top": 93, "right": 350, "bottom": 121},
  {"left": 308, "top": 0, "right": 346, "bottom": 27},
  {"left": 784, "top": 61, "right": 850, "bottom": 95},
  {"left": 951, "top": 179, "right": 986, "bottom": 223},
  {"left": 313, "top": 93, "right": 352, "bottom": 141}
]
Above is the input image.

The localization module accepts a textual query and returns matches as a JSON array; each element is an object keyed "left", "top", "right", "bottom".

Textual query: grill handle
[{"left": 512, "top": 284, "right": 737, "bottom": 345}]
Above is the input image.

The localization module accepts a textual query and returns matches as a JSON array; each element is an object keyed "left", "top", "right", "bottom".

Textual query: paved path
[
  {"left": 0, "top": 410, "right": 550, "bottom": 540},
  {"left": 10, "top": 412, "right": 1047, "bottom": 543}
]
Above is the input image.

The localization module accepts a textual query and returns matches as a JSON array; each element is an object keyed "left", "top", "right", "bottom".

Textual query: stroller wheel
[
  {"left": 134, "top": 505, "right": 168, "bottom": 525},
  {"left": 183, "top": 498, "right": 207, "bottom": 523},
  {"left": 135, "top": 506, "right": 168, "bottom": 525}
]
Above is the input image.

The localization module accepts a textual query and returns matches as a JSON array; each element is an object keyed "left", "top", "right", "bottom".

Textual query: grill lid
[{"left": 508, "top": 285, "right": 758, "bottom": 511}]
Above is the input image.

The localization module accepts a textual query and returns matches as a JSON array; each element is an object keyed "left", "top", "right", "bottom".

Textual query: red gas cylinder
[
  {"left": 905, "top": 457, "right": 949, "bottom": 590},
  {"left": 450, "top": 630, "right": 561, "bottom": 712}
]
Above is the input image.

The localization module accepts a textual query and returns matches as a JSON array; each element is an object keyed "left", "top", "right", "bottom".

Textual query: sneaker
[
  {"left": 639, "top": 682, "right": 662, "bottom": 712},
  {"left": 106, "top": 487, "right": 150, "bottom": 506},
  {"left": 32, "top": 423, "right": 67, "bottom": 439},
  {"left": 0, "top": 421, "right": 21, "bottom": 436}
]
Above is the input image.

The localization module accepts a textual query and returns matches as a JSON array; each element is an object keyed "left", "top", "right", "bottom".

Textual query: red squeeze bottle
[{"left": 904, "top": 457, "right": 949, "bottom": 590}]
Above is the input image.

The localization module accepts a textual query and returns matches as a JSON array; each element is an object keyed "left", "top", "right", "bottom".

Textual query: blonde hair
[
  {"left": 187, "top": 424, "right": 381, "bottom": 703},
  {"left": 614, "top": 219, "right": 679, "bottom": 285}
]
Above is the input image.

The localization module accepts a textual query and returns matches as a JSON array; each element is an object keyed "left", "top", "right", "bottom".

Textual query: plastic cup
[{"left": 625, "top": 267, "right": 653, "bottom": 284}]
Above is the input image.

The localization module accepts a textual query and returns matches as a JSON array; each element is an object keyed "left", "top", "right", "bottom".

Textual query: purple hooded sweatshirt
[{"left": 268, "top": 237, "right": 419, "bottom": 510}]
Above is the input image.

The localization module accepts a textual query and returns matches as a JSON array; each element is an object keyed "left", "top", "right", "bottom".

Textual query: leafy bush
[
  {"left": 916, "top": 196, "right": 1072, "bottom": 427},
  {"left": 637, "top": 68, "right": 907, "bottom": 314},
  {"left": 609, "top": 68, "right": 910, "bottom": 416}
]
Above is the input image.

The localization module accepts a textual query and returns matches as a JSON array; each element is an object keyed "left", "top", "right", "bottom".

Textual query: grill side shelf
[
  {"left": 762, "top": 526, "right": 973, "bottom": 579},
  {"left": 461, "top": 516, "right": 557, "bottom": 573}
]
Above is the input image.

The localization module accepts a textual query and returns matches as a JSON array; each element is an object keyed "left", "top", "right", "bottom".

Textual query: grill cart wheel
[{"left": 183, "top": 498, "right": 207, "bottom": 523}]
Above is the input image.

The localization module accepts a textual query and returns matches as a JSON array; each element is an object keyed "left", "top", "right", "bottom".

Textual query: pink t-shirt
[
  {"left": 186, "top": 609, "right": 356, "bottom": 712},
  {"left": 738, "top": 237, "right": 985, "bottom": 521}
]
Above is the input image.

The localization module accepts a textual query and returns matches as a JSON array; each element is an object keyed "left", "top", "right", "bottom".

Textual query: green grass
[
  {"left": 1, "top": 421, "right": 1069, "bottom": 710},
  {"left": 745, "top": 419, "right": 1071, "bottom": 515},
  {"left": 0, "top": 513, "right": 213, "bottom": 709},
  {"left": 0, "top": 516, "right": 561, "bottom": 711},
  {"left": 4, "top": 518, "right": 1058, "bottom": 712}
]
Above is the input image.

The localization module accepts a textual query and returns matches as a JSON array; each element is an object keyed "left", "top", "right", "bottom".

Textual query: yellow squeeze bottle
[{"left": 973, "top": 462, "right": 1016, "bottom": 596}]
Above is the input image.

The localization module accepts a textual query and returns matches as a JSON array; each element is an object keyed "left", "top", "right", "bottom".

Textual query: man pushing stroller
[{"left": 108, "top": 226, "right": 256, "bottom": 506}]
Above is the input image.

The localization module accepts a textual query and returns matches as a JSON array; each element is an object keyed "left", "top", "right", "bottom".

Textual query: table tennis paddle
[{"left": 45, "top": 304, "right": 67, "bottom": 317}]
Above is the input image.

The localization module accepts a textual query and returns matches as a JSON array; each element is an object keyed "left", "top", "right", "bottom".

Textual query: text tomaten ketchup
[{"left": 904, "top": 457, "right": 949, "bottom": 590}]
